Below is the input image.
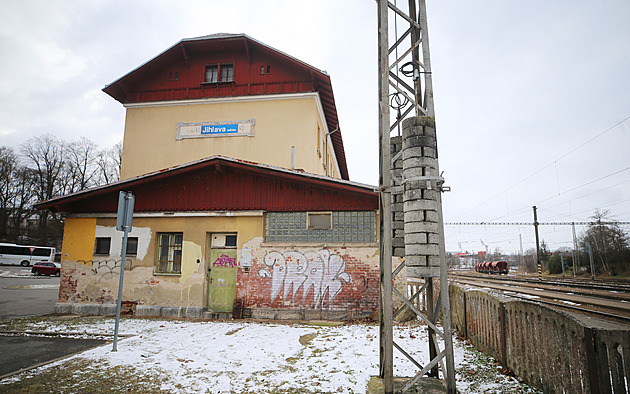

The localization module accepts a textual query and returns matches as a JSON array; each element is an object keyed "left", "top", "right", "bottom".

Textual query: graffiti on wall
[
  {"left": 257, "top": 249, "right": 351, "bottom": 308},
  {"left": 76, "top": 259, "right": 136, "bottom": 282},
  {"left": 213, "top": 254, "right": 237, "bottom": 267}
]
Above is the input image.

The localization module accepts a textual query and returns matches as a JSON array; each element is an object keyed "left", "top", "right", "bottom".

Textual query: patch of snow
[
  {"left": 4, "top": 318, "right": 539, "bottom": 393},
  {"left": 0, "top": 269, "right": 34, "bottom": 278},
  {"left": 5, "top": 284, "right": 59, "bottom": 290}
]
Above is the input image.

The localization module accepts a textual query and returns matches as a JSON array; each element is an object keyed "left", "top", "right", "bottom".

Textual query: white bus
[{"left": 0, "top": 243, "right": 56, "bottom": 266}]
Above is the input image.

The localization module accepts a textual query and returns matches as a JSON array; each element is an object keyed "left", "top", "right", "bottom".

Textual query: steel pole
[
  {"left": 572, "top": 222, "right": 578, "bottom": 277},
  {"left": 112, "top": 226, "right": 129, "bottom": 352},
  {"left": 586, "top": 242, "right": 595, "bottom": 281},
  {"left": 377, "top": 0, "right": 393, "bottom": 392},
  {"left": 533, "top": 206, "right": 542, "bottom": 281}
]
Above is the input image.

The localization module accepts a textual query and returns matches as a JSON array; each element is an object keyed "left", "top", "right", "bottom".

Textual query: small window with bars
[
  {"left": 94, "top": 237, "right": 111, "bottom": 255},
  {"left": 126, "top": 237, "right": 138, "bottom": 256}
]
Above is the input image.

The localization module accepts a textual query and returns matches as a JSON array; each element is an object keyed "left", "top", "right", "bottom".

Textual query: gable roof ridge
[{"left": 104, "top": 34, "right": 329, "bottom": 90}]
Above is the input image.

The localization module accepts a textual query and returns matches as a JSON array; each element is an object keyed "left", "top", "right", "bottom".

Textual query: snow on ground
[
  {"left": 5, "top": 317, "right": 540, "bottom": 393},
  {"left": 0, "top": 267, "right": 36, "bottom": 278}
]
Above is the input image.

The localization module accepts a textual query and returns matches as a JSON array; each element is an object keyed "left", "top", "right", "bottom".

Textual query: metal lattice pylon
[{"left": 377, "top": 1, "right": 456, "bottom": 393}]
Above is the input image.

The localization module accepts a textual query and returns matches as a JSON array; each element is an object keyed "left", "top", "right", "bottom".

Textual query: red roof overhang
[{"left": 35, "top": 156, "right": 376, "bottom": 214}]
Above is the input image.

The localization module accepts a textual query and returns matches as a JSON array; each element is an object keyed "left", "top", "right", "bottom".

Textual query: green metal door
[{"left": 208, "top": 248, "right": 237, "bottom": 312}]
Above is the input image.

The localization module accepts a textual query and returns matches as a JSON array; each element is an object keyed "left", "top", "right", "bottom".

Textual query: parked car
[{"left": 31, "top": 262, "right": 61, "bottom": 276}]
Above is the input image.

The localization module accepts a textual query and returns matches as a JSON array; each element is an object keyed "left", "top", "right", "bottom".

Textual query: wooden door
[{"left": 208, "top": 241, "right": 237, "bottom": 312}]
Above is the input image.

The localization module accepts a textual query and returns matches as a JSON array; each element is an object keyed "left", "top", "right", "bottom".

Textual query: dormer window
[
  {"left": 206, "top": 65, "right": 218, "bottom": 82},
  {"left": 205, "top": 63, "right": 233, "bottom": 83},
  {"left": 221, "top": 63, "right": 233, "bottom": 82}
]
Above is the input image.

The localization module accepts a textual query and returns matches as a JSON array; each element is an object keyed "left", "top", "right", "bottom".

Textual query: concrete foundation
[{"left": 54, "top": 302, "right": 373, "bottom": 322}]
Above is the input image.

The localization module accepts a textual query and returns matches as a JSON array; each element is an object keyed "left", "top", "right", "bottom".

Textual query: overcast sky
[{"left": 1, "top": 1, "right": 629, "bottom": 254}]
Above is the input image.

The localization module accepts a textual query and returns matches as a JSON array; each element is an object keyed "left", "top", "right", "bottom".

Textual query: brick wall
[{"left": 236, "top": 237, "right": 380, "bottom": 314}]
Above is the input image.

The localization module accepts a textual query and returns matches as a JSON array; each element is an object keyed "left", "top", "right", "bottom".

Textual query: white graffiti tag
[{"left": 258, "top": 249, "right": 351, "bottom": 308}]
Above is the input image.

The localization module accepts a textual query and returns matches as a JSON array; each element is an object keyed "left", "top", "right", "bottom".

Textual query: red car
[{"left": 31, "top": 262, "right": 61, "bottom": 276}]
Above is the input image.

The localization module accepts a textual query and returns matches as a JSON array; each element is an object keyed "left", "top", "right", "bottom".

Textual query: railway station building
[{"left": 36, "top": 34, "right": 386, "bottom": 320}]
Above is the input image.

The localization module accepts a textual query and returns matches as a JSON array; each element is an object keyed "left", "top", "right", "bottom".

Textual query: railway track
[
  {"left": 449, "top": 272, "right": 630, "bottom": 324},
  {"left": 503, "top": 272, "right": 630, "bottom": 292}
]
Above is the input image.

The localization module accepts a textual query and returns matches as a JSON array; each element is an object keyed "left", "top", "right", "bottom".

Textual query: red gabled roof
[
  {"left": 35, "top": 156, "right": 377, "bottom": 214},
  {"left": 102, "top": 33, "right": 348, "bottom": 180}
]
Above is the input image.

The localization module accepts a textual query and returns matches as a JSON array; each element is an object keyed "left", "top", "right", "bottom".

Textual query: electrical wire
[
  {"left": 450, "top": 116, "right": 630, "bottom": 220},
  {"left": 470, "top": 167, "right": 630, "bottom": 224}
]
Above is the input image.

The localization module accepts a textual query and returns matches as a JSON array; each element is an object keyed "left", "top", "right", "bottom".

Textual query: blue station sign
[
  {"left": 176, "top": 119, "right": 256, "bottom": 140},
  {"left": 201, "top": 124, "right": 239, "bottom": 135}
]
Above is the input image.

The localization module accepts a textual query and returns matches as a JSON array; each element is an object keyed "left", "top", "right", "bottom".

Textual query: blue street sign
[{"left": 201, "top": 124, "right": 238, "bottom": 134}]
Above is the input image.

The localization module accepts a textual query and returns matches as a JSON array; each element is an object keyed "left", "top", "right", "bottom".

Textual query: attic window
[
  {"left": 206, "top": 63, "right": 233, "bottom": 83},
  {"left": 221, "top": 63, "right": 233, "bottom": 82},
  {"left": 206, "top": 65, "right": 218, "bottom": 82}
]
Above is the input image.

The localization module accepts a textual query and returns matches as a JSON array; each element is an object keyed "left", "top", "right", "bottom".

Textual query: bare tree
[
  {"left": 0, "top": 147, "right": 19, "bottom": 239},
  {"left": 66, "top": 136, "right": 99, "bottom": 192},
  {"left": 521, "top": 248, "right": 538, "bottom": 273},
  {"left": 579, "top": 209, "right": 630, "bottom": 275},
  {"left": 8, "top": 167, "right": 37, "bottom": 242},
  {"left": 96, "top": 141, "right": 122, "bottom": 184},
  {"left": 20, "top": 134, "right": 66, "bottom": 201},
  {"left": 0, "top": 147, "right": 39, "bottom": 242},
  {"left": 20, "top": 134, "right": 67, "bottom": 245},
  {"left": 2, "top": 135, "right": 120, "bottom": 245}
]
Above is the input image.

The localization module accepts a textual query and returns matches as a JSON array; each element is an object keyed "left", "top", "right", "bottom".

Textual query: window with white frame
[
  {"left": 220, "top": 63, "right": 233, "bottom": 82},
  {"left": 205, "top": 65, "right": 218, "bottom": 83},
  {"left": 205, "top": 63, "right": 233, "bottom": 83},
  {"left": 157, "top": 233, "right": 182, "bottom": 274}
]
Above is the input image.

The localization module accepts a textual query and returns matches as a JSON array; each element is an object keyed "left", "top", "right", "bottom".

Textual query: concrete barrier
[
  {"left": 449, "top": 283, "right": 630, "bottom": 393},
  {"left": 136, "top": 305, "right": 162, "bottom": 317}
]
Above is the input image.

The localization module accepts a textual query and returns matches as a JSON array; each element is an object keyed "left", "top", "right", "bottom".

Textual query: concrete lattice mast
[{"left": 377, "top": 1, "right": 456, "bottom": 392}]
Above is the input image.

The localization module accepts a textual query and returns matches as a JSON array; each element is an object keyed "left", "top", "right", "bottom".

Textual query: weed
[{"left": 0, "top": 357, "right": 169, "bottom": 393}]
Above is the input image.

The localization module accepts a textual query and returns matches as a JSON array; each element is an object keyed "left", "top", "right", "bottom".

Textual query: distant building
[{"left": 36, "top": 35, "right": 383, "bottom": 320}]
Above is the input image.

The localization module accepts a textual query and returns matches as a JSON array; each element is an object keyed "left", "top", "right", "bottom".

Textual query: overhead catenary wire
[
  {"left": 468, "top": 165, "right": 630, "bottom": 225},
  {"left": 450, "top": 116, "right": 630, "bottom": 220}
]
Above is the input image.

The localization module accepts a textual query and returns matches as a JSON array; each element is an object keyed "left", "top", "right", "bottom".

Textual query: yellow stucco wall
[
  {"left": 60, "top": 214, "right": 263, "bottom": 309},
  {"left": 120, "top": 94, "right": 340, "bottom": 180},
  {"left": 61, "top": 217, "right": 96, "bottom": 263}
]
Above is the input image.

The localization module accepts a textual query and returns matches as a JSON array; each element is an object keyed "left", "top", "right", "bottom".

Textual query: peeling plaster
[
  {"left": 179, "top": 241, "right": 203, "bottom": 309},
  {"left": 94, "top": 225, "right": 152, "bottom": 260},
  {"left": 180, "top": 241, "right": 202, "bottom": 284}
]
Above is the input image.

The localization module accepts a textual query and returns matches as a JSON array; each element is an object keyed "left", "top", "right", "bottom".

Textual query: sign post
[{"left": 112, "top": 191, "right": 134, "bottom": 352}]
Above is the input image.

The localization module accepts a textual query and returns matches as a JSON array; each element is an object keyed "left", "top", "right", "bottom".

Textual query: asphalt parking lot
[
  {"left": 0, "top": 335, "right": 108, "bottom": 378},
  {"left": 0, "top": 265, "right": 59, "bottom": 319},
  {"left": 0, "top": 265, "right": 106, "bottom": 379}
]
